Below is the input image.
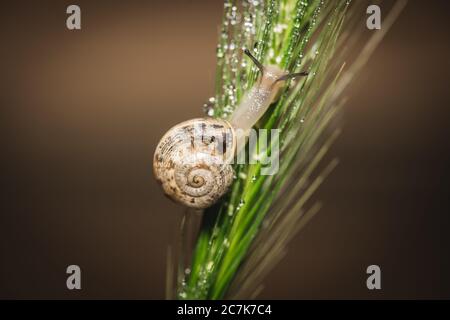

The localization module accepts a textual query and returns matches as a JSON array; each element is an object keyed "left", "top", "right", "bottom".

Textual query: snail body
[
  {"left": 153, "top": 49, "right": 308, "bottom": 209},
  {"left": 229, "top": 65, "right": 288, "bottom": 134}
]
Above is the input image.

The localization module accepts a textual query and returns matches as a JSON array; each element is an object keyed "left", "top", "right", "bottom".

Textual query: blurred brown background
[{"left": 1, "top": 0, "right": 449, "bottom": 299}]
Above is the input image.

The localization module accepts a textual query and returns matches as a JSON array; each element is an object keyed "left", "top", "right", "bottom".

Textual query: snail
[{"left": 153, "top": 49, "right": 308, "bottom": 209}]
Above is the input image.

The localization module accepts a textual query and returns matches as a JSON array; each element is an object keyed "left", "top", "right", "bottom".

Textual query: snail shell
[{"left": 153, "top": 118, "right": 236, "bottom": 209}]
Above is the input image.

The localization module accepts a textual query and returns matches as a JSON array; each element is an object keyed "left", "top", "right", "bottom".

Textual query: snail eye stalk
[
  {"left": 243, "top": 48, "right": 265, "bottom": 76},
  {"left": 276, "top": 71, "right": 309, "bottom": 82}
]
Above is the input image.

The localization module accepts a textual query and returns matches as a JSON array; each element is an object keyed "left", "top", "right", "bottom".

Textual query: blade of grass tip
[
  {"left": 279, "top": 61, "right": 345, "bottom": 167},
  {"left": 332, "top": 0, "right": 408, "bottom": 98},
  {"left": 236, "top": 204, "right": 322, "bottom": 298},
  {"left": 230, "top": 201, "right": 320, "bottom": 299},
  {"left": 236, "top": 226, "right": 290, "bottom": 288},
  {"left": 249, "top": 285, "right": 265, "bottom": 300},
  {"left": 227, "top": 142, "right": 336, "bottom": 296},
  {"left": 230, "top": 248, "right": 287, "bottom": 299},
  {"left": 268, "top": 129, "right": 341, "bottom": 231},
  {"left": 287, "top": 157, "right": 339, "bottom": 218},
  {"left": 290, "top": 201, "right": 323, "bottom": 240}
]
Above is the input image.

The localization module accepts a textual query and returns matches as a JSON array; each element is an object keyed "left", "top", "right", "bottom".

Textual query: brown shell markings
[{"left": 153, "top": 118, "right": 236, "bottom": 209}]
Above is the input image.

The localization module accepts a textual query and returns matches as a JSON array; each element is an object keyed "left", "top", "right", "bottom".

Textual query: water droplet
[
  {"left": 179, "top": 292, "right": 187, "bottom": 299},
  {"left": 203, "top": 99, "right": 215, "bottom": 116},
  {"left": 274, "top": 23, "right": 287, "bottom": 34},
  {"left": 235, "top": 198, "right": 246, "bottom": 211}
]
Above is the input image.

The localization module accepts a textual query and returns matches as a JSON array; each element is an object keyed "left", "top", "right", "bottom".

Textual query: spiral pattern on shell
[{"left": 153, "top": 118, "right": 235, "bottom": 209}]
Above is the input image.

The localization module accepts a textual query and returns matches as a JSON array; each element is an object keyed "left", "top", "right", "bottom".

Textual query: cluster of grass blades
[{"left": 166, "top": 0, "right": 406, "bottom": 300}]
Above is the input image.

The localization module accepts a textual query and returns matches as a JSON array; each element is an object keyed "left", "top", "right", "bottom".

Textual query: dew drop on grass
[
  {"left": 235, "top": 199, "right": 245, "bottom": 211},
  {"left": 179, "top": 292, "right": 187, "bottom": 299},
  {"left": 217, "top": 48, "right": 224, "bottom": 58},
  {"left": 239, "top": 172, "right": 247, "bottom": 180},
  {"left": 203, "top": 99, "right": 215, "bottom": 116},
  {"left": 274, "top": 23, "right": 287, "bottom": 34}
]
